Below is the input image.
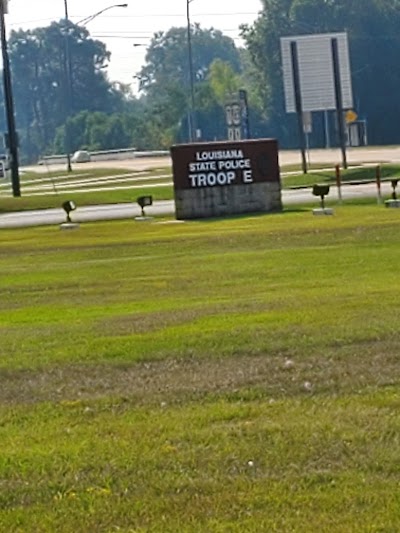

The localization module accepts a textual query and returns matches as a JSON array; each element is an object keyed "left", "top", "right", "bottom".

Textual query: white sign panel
[{"left": 281, "top": 32, "right": 353, "bottom": 113}]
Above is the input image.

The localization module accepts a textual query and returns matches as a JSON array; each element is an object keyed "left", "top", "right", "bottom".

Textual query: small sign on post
[
  {"left": 225, "top": 90, "right": 250, "bottom": 142},
  {"left": 345, "top": 109, "right": 358, "bottom": 124}
]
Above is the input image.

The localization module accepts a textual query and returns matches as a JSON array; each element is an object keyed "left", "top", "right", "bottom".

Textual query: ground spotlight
[
  {"left": 312, "top": 184, "right": 333, "bottom": 215},
  {"left": 391, "top": 179, "right": 398, "bottom": 200},
  {"left": 385, "top": 179, "right": 400, "bottom": 208},
  {"left": 136, "top": 195, "right": 153, "bottom": 218},
  {"left": 62, "top": 200, "right": 76, "bottom": 222}
]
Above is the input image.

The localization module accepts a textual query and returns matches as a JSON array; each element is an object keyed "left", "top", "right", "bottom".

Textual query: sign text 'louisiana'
[{"left": 171, "top": 139, "right": 282, "bottom": 219}]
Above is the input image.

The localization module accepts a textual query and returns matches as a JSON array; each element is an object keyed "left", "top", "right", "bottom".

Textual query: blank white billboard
[{"left": 281, "top": 32, "right": 353, "bottom": 113}]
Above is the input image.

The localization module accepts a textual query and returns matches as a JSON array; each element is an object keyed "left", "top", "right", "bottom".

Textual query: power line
[
  {"left": 8, "top": 11, "right": 260, "bottom": 27},
  {"left": 93, "top": 32, "right": 245, "bottom": 39}
]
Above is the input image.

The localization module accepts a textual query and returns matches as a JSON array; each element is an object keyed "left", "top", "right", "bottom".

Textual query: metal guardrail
[{"left": 40, "top": 149, "right": 170, "bottom": 165}]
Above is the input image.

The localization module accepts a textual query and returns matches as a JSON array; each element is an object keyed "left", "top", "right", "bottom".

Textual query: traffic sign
[{"left": 345, "top": 109, "right": 358, "bottom": 123}]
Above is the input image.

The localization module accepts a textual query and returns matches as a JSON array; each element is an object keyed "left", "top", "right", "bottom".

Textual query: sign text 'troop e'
[{"left": 171, "top": 139, "right": 282, "bottom": 220}]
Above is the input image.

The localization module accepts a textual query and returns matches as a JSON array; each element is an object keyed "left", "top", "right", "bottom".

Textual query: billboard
[{"left": 280, "top": 32, "right": 353, "bottom": 112}]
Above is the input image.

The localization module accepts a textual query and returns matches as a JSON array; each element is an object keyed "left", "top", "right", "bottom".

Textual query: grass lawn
[
  {"left": 1, "top": 206, "right": 400, "bottom": 531},
  {"left": 0, "top": 166, "right": 174, "bottom": 212}
]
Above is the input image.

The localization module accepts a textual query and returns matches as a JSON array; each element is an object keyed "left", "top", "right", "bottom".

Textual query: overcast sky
[{"left": 5, "top": 0, "right": 262, "bottom": 90}]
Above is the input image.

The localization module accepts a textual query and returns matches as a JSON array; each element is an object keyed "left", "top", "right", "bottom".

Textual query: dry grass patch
[{"left": 0, "top": 340, "right": 398, "bottom": 406}]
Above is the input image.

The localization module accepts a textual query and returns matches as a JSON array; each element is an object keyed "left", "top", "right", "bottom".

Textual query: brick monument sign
[{"left": 170, "top": 139, "right": 282, "bottom": 220}]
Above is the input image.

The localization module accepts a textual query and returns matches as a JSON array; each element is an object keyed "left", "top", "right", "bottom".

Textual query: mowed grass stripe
[{"left": 0, "top": 205, "right": 400, "bottom": 531}]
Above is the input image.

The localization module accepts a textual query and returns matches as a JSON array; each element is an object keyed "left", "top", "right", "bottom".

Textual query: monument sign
[{"left": 171, "top": 139, "right": 282, "bottom": 220}]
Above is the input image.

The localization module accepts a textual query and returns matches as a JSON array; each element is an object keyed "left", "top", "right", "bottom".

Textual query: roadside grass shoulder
[
  {"left": 0, "top": 205, "right": 400, "bottom": 530},
  {"left": 282, "top": 162, "right": 400, "bottom": 188}
]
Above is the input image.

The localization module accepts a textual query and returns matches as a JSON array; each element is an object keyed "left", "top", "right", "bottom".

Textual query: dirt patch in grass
[{"left": 1, "top": 340, "right": 398, "bottom": 406}]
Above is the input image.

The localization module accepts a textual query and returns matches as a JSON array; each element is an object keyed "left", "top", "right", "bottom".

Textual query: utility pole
[
  {"left": 186, "top": 0, "right": 196, "bottom": 142},
  {"left": 63, "top": 0, "right": 72, "bottom": 172},
  {"left": 0, "top": 0, "right": 20, "bottom": 196},
  {"left": 62, "top": 2, "right": 128, "bottom": 170}
]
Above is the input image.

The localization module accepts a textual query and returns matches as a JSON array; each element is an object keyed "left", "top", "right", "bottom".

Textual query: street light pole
[
  {"left": 62, "top": 2, "right": 128, "bottom": 173},
  {"left": 63, "top": 0, "right": 73, "bottom": 172},
  {"left": 0, "top": 0, "right": 20, "bottom": 197},
  {"left": 186, "top": 0, "right": 196, "bottom": 143}
]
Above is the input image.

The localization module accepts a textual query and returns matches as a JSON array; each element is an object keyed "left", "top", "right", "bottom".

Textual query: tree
[
  {"left": 243, "top": 0, "right": 400, "bottom": 146},
  {"left": 208, "top": 59, "right": 240, "bottom": 105},
  {"left": 136, "top": 25, "right": 242, "bottom": 143},
  {"left": 54, "top": 110, "right": 135, "bottom": 153},
  {"left": 7, "top": 21, "right": 125, "bottom": 162}
]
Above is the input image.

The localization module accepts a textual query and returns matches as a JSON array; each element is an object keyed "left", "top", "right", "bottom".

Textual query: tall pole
[
  {"left": 0, "top": 0, "right": 20, "bottom": 197},
  {"left": 186, "top": 0, "right": 196, "bottom": 142},
  {"left": 331, "top": 38, "right": 347, "bottom": 169},
  {"left": 62, "top": 2, "right": 128, "bottom": 171},
  {"left": 63, "top": 0, "right": 73, "bottom": 172},
  {"left": 290, "top": 41, "right": 307, "bottom": 174}
]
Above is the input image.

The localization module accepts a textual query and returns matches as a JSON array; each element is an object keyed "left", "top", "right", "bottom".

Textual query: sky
[{"left": 5, "top": 0, "right": 262, "bottom": 91}]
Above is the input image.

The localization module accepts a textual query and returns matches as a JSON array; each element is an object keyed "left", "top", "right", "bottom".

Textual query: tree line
[{"left": 2, "top": 0, "right": 400, "bottom": 163}]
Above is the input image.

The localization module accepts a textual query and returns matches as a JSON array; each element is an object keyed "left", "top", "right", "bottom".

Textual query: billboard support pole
[
  {"left": 331, "top": 38, "right": 347, "bottom": 169},
  {"left": 290, "top": 41, "right": 308, "bottom": 174}
]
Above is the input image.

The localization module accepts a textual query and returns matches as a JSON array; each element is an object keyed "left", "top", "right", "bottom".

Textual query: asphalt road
[{"left": 0, "top": 182, "right": 392, "bottom": 229}]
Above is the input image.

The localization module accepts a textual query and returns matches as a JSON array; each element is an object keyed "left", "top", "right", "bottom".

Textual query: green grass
[
  {"left": 20, "top": 166, "right": 172, "bottom": 182},
  {"left": 0, "top": 185, "right": 174, "bottom": 213},
  {"left": 1, "top": 206, "right": 400, "bottom": 531},
  {"left": 0, "top": 166, "right": 174, "bottom": 212},
  {"left": 282, "top": 162, "right": 400, "bottom": 188}
]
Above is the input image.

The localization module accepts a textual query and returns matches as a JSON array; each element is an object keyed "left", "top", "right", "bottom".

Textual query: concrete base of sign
[
  {"left": 175, "top": 182, "right": 282, "bottom": 220},
  {"left": 134, "top": 216, "right": 153, "bottom": 222},
  {"left": 156, "top": 220, "right": 186, "bottom": 225},
  {"left": 60, "top": 222, "right": 80, "bottom": 230},
  {"left": 312, "top": 208, "right": 334, "bottom": 216},
  {"left": 385, "top": 199, "right": 400, "bottom": 208}
]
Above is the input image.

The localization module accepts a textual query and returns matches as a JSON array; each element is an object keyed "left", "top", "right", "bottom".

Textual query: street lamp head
[{"left": 77, "top": 3, "right": 128, "bottom": 26}]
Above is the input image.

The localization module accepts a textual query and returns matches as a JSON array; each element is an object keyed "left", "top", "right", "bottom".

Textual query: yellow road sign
[{"left": 346, "top": 110, "right": 358, "bottom": 123}]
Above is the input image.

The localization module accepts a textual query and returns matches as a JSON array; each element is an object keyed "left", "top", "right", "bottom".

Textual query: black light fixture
[
  {"left": 137, "top": 195, "right": 152, "bottom": 217},
  {"left": 390, "top": 179, "right": 398, "bottom": 201},
  {"left": 312, "top": 184, "right": 330, "bottom": 210},
  {"left": 62, "top": 200, "right": 76, "bottom": 223},
  {"left": 0, "top": 0, "right": 20, "bottom": 197}
]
